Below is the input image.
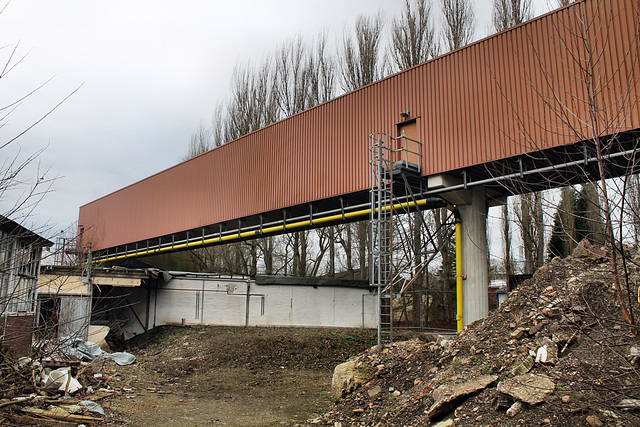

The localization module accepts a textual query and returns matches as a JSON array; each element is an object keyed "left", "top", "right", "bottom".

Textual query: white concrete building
[{"left": 119, "top": 273, "right": 378, "bottom": 339}]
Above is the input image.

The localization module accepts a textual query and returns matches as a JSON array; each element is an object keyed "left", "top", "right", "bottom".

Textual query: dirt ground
[{"left": 97, "top": 326, "right": 377, "bottom": 426}]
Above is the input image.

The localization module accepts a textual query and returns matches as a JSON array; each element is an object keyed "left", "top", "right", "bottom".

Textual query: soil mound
[{"left": 314, "top": 246, "right": 640, "bottom": 426}]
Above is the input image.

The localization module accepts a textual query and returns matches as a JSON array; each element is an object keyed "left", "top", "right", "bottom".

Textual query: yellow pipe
[
  {"left": 455, "top": 219, "right": 464, "bottom": 331},
  {"left": 95, "top": 197, "right": 437, "bottom": 263}
]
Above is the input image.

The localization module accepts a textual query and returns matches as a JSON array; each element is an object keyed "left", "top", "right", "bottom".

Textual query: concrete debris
[
  {"left": 586, "top": 414, "right": 604, "bottom": 426},
  {"left": 426, "top": 375, "right": 497, "bottom": 419},
  {"left": 572, "top": 238, "right": 604, "bottom": 258},
  {"left": 510, "top": 328, "right": 526, "bottom": 340},
  {"left": 432, "top": 418, "right": 454, "bottom": 427},
  {"left": 367, "top": 385, "right": 382, "bottom": 398},
  {"left": 617, "top": 399, "right": 640, "bottom": 411},
  {"left": 511, "top": 356, "right": 535, "bottom": 376},
  {"left": 506, "top": 400, "right": 522, "bottom": 417},
  {"left": 628, "top": 346, "right": 640, "bottom": 366},
  {"left": 497, "top": 374, "right": 555, "bottom": 405}
]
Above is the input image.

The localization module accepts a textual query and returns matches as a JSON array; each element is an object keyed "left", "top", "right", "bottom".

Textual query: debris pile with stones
[{"left": 313, "top": 240, "right": 640, "bottom": 426}]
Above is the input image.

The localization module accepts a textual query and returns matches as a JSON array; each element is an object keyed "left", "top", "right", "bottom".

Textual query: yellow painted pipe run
[{"left": 95, "top": 197, "right": 437, "bottom": 263}]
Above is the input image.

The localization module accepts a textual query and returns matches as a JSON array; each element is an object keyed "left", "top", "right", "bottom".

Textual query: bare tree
[
  {"left": 501, "top": 203, "right": 514, "bottom": 279},
  {"left": 440, "top": 0, "right": 475, "bottom": 51},
  {"left": 307, "top": 32, "right": 336, "bottom": 105},
  {"left": 274, "top": 37, "right": 313, "bottom": 117},
  {"left": 340, "top": 12, "right": 386, "bottom": 92},
  {"left": 555, "top": 0, "right": 573, "bottom": 7},
  {"left": 491, "top": 0, "right": 537, "bottom": 279},
  {"left": 184, "top": 123, "right": 212, "bottom": 160},
  {"left": 547, "top": 186, "right": 578, "bottom": 259},
  {"left": 390, "top": 0, "right": 437, "bottom": 71},
  {"left": 576, "top": 182, "right": 605, "bottom": 246},
  {"left": 338, "top": 12, "right": 387, "bottom": 281},
  {"left": 628, "top": 175, "right": 640, "bottom": 244},
  {"left": 515, "top": 192, "right": 544, "bottom": 274},
  {"left": 492, "top": 0, "right": 533, "bottom": 32},
  {"left": 224, "top": 60, "right": 279, "bottom": 141}
]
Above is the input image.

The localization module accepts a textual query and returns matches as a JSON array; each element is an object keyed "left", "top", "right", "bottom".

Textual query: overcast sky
[{"left": 0, "top": 0, "right": 554, "bottom": 239}]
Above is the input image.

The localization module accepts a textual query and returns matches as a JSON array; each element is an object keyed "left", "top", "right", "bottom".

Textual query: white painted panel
[
  {"left": 119, "top": 277, "right": 377, "bottom": 339},
  {"left": 58, "top": 296, "right": 91, "bottom": 341}
]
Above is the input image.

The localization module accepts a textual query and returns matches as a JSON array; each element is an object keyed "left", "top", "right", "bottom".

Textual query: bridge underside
[{"left": 95, "top": 130, "right": 639, "bottom": 264}]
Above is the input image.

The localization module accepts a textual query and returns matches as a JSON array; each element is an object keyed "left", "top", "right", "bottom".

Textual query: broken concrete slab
[
  {"left": 497, "top": 374, "right": 555, "bottom": 405},
  {"left": 426, "top": 375, "right": 497, "bottom": 419}
]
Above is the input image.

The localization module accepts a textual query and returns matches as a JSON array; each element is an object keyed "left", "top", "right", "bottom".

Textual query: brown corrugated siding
[{"left": 79, "top": 0, "right": 640, "bottom": 251}]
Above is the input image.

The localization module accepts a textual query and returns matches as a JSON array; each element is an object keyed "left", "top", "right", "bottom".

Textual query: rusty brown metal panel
[
  {"left": 0, "top": 314, "right": 34, "bottom": 357},
  {"left": 79, "top": 0, "right": 639, "bottom": 251}
]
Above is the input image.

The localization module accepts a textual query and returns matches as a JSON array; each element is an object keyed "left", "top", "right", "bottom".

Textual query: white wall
[{"left": 120, "top": 277, "right": 377, "bottom": 339}]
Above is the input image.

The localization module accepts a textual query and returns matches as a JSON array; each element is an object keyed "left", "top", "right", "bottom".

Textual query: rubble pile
[
  {"left": 314, "top": 241, "right": 640, "bottom": 426},
  {"left": 0, "top": 341, "right": 135, "bottom": 426}
]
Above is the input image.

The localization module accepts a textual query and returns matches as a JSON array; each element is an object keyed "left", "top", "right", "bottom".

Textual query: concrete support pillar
[{"left": 458, "top": 186, "right": 489, "bottom": 326}]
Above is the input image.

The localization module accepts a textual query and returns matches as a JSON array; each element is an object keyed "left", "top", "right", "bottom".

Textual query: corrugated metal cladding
[{"left": 79, "top": 0, "right": 639, "bottom": 251}]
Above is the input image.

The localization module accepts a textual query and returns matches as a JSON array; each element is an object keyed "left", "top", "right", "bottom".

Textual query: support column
[{"left": 458, "top": 186, "right": 489, "bottom": 326}]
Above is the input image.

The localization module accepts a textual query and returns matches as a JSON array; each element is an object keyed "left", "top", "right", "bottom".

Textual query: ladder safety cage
[{"left": 369, "top": 132, "right": 423, "bottom": 344}]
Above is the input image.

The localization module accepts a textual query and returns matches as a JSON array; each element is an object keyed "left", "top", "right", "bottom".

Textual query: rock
[
  {"left": 628, "top": 346, "right": 640, "bottom": 366},
  {"left": 491, "top": 391, "right": 513, "bottom": 410},
  {"left": 617, "top": 398, "right": 640, "bottom": 410},
  {"left": 367, "top": 385, "right": 382, "bottom": 398},
  {"left": 528, "top": 322, "right": 544, "bottom": 336},
  {"left": 426, "top": 375, "right": 497, "bottom": 419},
  {"left": 506, "top": 401, "right": 522, "bottom": 417},
  {"left": 497, "top": 374, "right": 555, "bottom": 405},
  {"left": 392, "top": 390, "right": 401, "bottom": 397},
  {"left": 511, "top": 356, "right": 535, "bottom": 376},
  {"left": 331, "top": 359, "right": 375, "bottom": 401},
  {"left": 572, "top": 238, "right": 605, "bottom": 258},
  {"left": 598, "top": 409, "right": 620, "bottom": 420},
  {"left": 432, "top": 418, "right": 454, "bottom": 427},
  {"left": 552, "top": 331, "right": 573, "bottom": 344},
  {"left": 510, "top": 328, "right": 526, "bottom": 340},
  {"left": 562, "top": 395, "right": 571, "bottom": 403},
  {"left": 586, "top": 415, "right": 604, "bottom": 426}
]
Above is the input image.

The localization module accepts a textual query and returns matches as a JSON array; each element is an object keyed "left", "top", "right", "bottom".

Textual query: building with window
[{"left": 0, "top": 215, "right": 52, "bottom": 356}]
